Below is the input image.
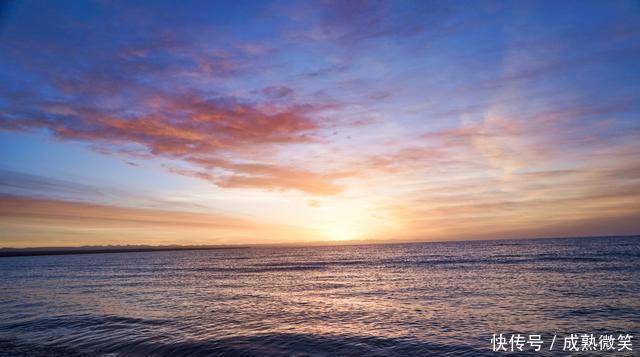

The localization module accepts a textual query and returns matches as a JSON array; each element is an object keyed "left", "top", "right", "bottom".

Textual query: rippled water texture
[{"left": 1, "top": 237, "right": 639, "bottom": 356}]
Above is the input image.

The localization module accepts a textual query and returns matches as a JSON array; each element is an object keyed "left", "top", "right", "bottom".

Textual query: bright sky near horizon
[{"left": 1, "top": 0, "right": 639, "bottom": 248}]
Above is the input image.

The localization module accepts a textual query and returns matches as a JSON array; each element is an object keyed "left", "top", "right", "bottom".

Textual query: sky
[{"left": 1, "top": 0, "right": 639, "bottom": 248}]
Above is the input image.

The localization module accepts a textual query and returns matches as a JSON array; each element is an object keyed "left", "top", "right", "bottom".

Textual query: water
[{"left": 1, "top": 237, "right": 639, "bottom": 356}]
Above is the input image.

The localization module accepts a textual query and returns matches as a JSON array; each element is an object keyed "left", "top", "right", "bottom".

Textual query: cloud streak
[{"left": 0, "top": 195, "right": 320, "bottom": 248}]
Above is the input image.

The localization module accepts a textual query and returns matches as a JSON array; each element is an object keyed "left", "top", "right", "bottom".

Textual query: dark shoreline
[{"left": 0, "top": 246, "right": 248, "bottom": 258}]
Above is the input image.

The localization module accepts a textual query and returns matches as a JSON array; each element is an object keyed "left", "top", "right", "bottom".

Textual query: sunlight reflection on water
[{"left": 1, "top": 237, "right": 639, "bottom": 356}]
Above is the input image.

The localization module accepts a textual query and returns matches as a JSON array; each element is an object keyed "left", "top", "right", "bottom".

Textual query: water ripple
[{"left": 0, "top": 236, "right": 638, "bottom": 356}]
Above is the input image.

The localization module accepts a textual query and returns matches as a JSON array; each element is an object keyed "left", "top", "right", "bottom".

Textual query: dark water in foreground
[{"left": 0, "top": 237, "right": 639, "bottom": 356}]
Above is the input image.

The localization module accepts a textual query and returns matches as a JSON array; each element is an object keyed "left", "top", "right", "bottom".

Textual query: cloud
[
  {"left": 286, "top": 0, "right": 457, "bottom": 46},
  {"left": 306, "top": 199, "right": 322, "bottom": 208},
  {"left": 254, "top": 86, "right": 294, "bottom": 99},
  {"left": 0, "top": 170, "right": 101, "bottom": 198},
  {"left": 0, "top": 169, "right": 209, "bottom": 211},
  {"left": 0, "top": 2, "right": 353, "bottom": 196},
  {"left": 0, "top": 195, "right": 320, "bottom": 247},
  {"left": 167, "top": 161, "right": 346, "bottom": 196},
  {"left": 2, "top": 92, "right": 322, "bottom": 149},
  {"left": 469, "top": 46, "right": 640, "bottom": 91},
  {"left": 371, "top": 152, "right": 640, "bottom": 241},
  {"left": 0, "top": 88, "right": 348, "bottom": 194}
]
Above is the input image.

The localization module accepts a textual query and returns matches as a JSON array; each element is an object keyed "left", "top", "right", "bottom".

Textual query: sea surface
[{"left": 0, "top": 236, "right": 639, "bottom": 356}]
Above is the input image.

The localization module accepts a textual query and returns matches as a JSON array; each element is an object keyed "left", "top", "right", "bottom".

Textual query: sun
[
  {"left": 323, "top": 224, "right": 360, "bottom": 242},
  {"left": 309, "top": 196, "right": 382, "bottom": 243}
]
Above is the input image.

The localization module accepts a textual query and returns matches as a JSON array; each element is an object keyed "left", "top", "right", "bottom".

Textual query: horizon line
[{"left": 2, "top": 234, "right": 638, "bottom": 258}]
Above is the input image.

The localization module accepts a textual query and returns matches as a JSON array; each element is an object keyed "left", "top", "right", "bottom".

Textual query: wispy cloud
[
  {"left": 0, "top": 195, "right": 320, "bottom": 247},
  {"left": 0, "top": 88, "right": 347, "bottom": 194}
]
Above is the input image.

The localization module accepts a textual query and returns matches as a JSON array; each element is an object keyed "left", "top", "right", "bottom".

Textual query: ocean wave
[{"left": 0, "top": 333, "right": 498, "bottom": 357}]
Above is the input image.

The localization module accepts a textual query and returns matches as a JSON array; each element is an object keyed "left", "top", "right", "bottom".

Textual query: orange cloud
[
  {"left": 168, "top": 161, "right": 346, "bottom": 196},
  {"left": 373, "top": 160, "right": 640, "bottom": 241},
  {"left": 0, "top": 196, "right": 321, "bottom": 248},
  {"left": 0, "top": 90, "right": 351, "bottom": 195}
]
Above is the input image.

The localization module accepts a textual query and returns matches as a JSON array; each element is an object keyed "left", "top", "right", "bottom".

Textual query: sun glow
[
  {"left": 307, "top": 196, "right": 381, "bottom": 242},
  {"left": 323, "top": 224, "right": 360, "bottom": 241}
]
